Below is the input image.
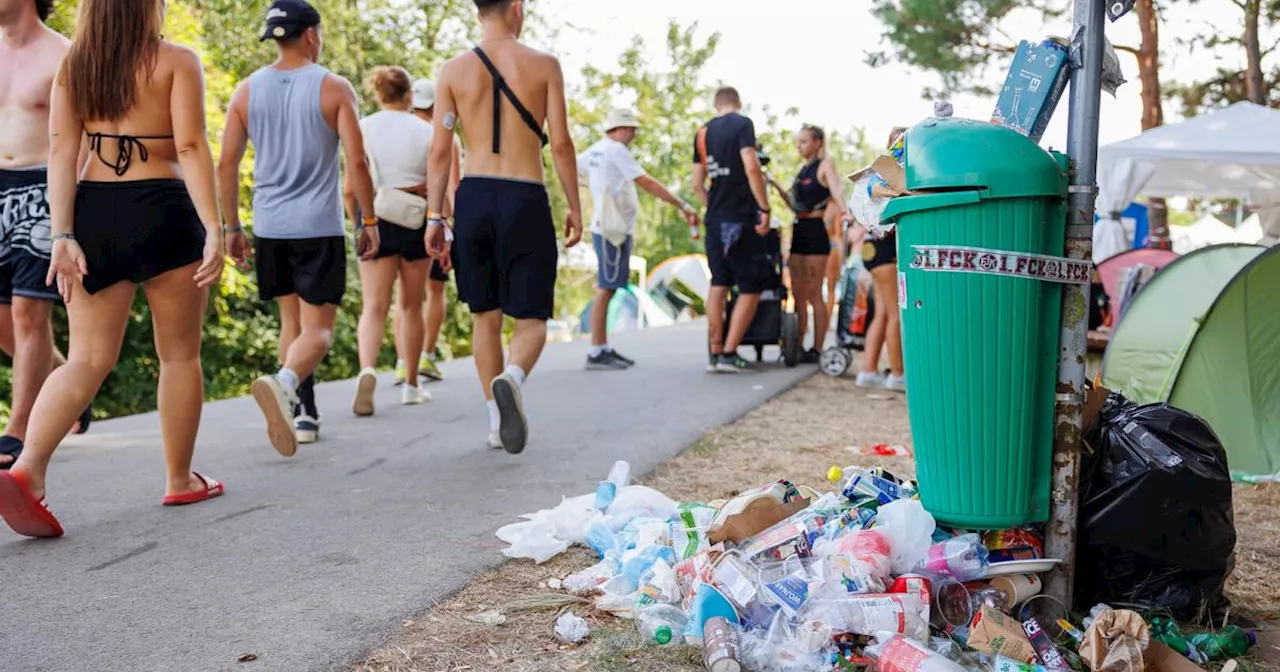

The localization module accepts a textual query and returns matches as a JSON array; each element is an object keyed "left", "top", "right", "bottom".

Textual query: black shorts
[
  {"left": 790, "top": 217, "right": 830, "bottom": 256},
  {"left": 861, "top": 231, "right": 897, "bottom": 271},
  {"left": 705, "top": 217, "right": 767, "bottom": 294},
  {"left": 74, "top": 179, "right": 206, "bottom": 295},
  {"left": 452, "top": 177, "right": 557, "bottom": 320},
  {"left": 429, "top": 259, "right": 449, "bottom": 283},
  {"left": 370, "top": 219, "right": 428, "bottom": 262},
  {"left": 0, "top": 168, "right": 60, "bottom": 303},
  {"left": 255, "top": 236, "right": 346, "bottom": 306}
]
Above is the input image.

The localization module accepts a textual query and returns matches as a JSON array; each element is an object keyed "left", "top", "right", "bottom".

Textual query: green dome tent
[{"left": 1102, "top": 243, "right": 1280, "bottom": 476}]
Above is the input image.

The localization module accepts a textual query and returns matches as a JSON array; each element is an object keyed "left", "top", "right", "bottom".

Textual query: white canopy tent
[{"left": 1170, "top": 214, "right": 1241, "bottom": 254}]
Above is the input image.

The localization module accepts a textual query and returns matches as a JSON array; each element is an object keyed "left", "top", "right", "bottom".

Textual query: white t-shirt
[
  {"left": 360, "top": 110, "right": 434, "bottom": 188},
  {"left": 578, "top": 137, "right": 647, "bottom": 235}
]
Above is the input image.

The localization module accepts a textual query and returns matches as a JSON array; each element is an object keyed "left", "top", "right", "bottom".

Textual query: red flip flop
[
  {"left": 0, "top": 471, "right": 65, "bottom": 538},
  {"left": 162, "top": 473, "right": 224, "bottom": 507}
]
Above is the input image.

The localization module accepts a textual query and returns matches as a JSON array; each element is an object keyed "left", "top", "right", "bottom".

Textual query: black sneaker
[
  {"left": 800, "top": 348, "right": 821, "bottom": 364},
  {"left": 706, "top": 353, "right": 719, "bottom": 372},
  {"left": 586, "top": 350, "right": 629, "bottom": 371},
  {"left": 609, "top": 349, "right": 636, "bottom": 367},
  {"left": 714, "top": 353, "right": 753, "bottom": 373}
]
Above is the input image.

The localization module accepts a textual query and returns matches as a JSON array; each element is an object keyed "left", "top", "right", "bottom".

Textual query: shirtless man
[
  {"left": 0, "top": 0, "right": 91, "bottom": 470},
  {"left": 425, "top": 0, "right": 582, "bottom": 455}
]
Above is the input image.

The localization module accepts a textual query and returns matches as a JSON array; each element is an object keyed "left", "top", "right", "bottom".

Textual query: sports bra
[
  {"left": 86, "top": 132, "right": 174, "bottom": 177},
  {"left": 789, "top": 158, "right": 830, "bottom": 213},
  {"left": 472, "top": 47, "right": 548, "bottom": 154}
]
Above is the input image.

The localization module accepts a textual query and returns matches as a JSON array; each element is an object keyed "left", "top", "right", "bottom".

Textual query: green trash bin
[{"left": 880, "top": 118, "right": 1079, "bottom": 529}]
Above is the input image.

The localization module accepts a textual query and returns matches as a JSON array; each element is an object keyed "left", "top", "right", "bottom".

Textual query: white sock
[
  {"left": 503, "top": 365, "right": 526, "bottom": 386},
  {"left": 487, "top": 400, "right": 500, "bottom": 431},
  {"left": 396, "top": 358, "right": 405, "bottom": 368},
  {"left": 427, "top": 351, "right": 438, "bottom": 362},
  {"left": 277, "top": 367, "right": 300, "bottom": 392},
  {"left": 589, "top": 345, "right": 606, "bottom": 357},
  {"left": 361, "top": 366, "right": 377, "bottom": 376}
]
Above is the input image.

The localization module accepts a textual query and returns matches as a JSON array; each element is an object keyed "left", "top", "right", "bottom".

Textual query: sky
[{"left": 536, "top": 0, "right": 1269, "bottom": 157}]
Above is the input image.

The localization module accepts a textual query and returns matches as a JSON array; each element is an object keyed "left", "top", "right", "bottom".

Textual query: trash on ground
[
  {"left": 463, "top": 609, "right": 507, "bottom": 626},
  {"left": 554, "top": 611, "right": 590, "bottom": 644},
  {"left": 495, "top": 452, "right": 1245, "bottom": 671}
]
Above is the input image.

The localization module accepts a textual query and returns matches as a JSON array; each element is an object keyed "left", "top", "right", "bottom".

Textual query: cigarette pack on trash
[
  {"left": 968, "top": 605, "right": 1039, "bottom": 663},
  {"left": 991, "top": 39, "right": 1071, "bottom": 143}
]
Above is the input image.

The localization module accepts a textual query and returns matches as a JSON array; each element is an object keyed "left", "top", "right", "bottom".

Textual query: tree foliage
[{"left": 8, "top": 1, "right": 868, "bottom": 423}]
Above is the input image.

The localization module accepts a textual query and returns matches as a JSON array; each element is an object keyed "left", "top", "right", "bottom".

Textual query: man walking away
[
  {"left": 219, "top": 0, "right": 378, "bottom": 456},
  {"left": 691, "top": 87, "right": 771, "bottom": 373},
  {"left": 578, "top": 107, "right": 698, "bottom": 370},
  {"left": 0, "top": 0, "right": 92, "bottom": 470},
  {"left": 425, "top": 0, "right": 583, "bottom": 454}
]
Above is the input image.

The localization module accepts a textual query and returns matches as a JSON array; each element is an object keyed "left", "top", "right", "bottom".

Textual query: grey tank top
[{"left": 247, "top": 63, "right": 343, "bottom": 239}]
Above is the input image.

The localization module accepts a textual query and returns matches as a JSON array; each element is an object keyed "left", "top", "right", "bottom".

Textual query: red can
[{"left": 887, "top": 573, "right": 933, "bottom": 608}]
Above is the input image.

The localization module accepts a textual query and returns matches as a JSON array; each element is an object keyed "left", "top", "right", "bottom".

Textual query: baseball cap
[
  {"left": 604, "top": 108, "right": 641, "bottom": 131},
  {"left": 259, "top": 0, "right": 322, "bottom": 42},
  {"left": 412, "top": 80, "right": 436, "bottom": 110}
]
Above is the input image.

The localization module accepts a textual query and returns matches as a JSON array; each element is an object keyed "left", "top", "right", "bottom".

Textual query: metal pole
[{"left": 1045, "top": 0, "right": 1105, "bottom": 611}]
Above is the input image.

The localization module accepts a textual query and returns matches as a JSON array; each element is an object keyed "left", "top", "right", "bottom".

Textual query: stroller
[{"left": 819, "top": 260, "right": 876, "bottom": 377}]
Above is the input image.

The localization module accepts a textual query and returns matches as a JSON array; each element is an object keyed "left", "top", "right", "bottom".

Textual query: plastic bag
[
  {"left": 875, "top": 499, "right": 937, "bottom": 574},
  {"left": 495, "top": 493, "right": 602, "bottom": 563},
  {"left": 849, "top": 174, "right": 892, "bottom": 238},
  {"left": 603, "top": 485, "right": 678, "bottom": 531},
  {"left": 1076, "top": 391, "right": 1236, "bottom": 621},
  {"left": 554, "top": 611, "right": 590, "bottom": 644}
]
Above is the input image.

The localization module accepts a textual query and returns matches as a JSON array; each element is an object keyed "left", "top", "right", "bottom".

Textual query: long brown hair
[{"left": 59, "top": 0, "right": 163, "bottom": 121}]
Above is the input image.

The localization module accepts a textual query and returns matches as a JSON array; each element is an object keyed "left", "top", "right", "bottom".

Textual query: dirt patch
[{"left": 352, "top": 374, "right": 1280, "bottom": 672}]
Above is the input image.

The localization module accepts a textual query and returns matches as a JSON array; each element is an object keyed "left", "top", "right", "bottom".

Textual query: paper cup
[{"left": 989, "top": 573, "right": 1042, "bottom": 607}]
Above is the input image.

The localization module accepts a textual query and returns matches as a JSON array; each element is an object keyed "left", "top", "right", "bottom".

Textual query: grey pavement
[{"left": 0, "top": 321, "right": 812, "bottom": 672}]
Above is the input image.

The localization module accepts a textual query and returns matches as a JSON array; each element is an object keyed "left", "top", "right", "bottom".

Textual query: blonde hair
[{"left": 365, "top": 66, "right": 412, "bottom": 106}]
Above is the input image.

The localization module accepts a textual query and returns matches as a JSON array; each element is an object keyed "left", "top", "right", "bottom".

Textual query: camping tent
[
  {"left": 1098, "top": 102, "right": 1280, "bottom": 201},
  {"left": 1235, "top": 213, "right": 1264, "bottom": 244},
  {"left": 1170, "top": 214, "right": 1242, "bottom": 254},
  {"left": 646, "top": 254, "right": 711, "bottom": 302},
  {"left": 578, "top": 285, "right": 676, "bottom": 334},
  {"left": 1102, "top": 243, "right": 1280, "bottom": 476},
  {"left": 1096, "top": 248, "right": 1178, "bottom": 324}
]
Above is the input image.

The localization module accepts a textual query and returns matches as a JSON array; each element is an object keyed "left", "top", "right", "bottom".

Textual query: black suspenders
[{"left": 472, "top": 47, "right": 550, "bottom": 154}]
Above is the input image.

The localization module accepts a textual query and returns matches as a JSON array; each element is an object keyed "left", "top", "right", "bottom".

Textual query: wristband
[
  {"left": 426, "top": 217, "right": 447, "bottom": 228},
  {"left": 361, "top": 215, "right": 377, "bottom": 228},
  {"left": 52, "top": 232, "right": 75, "bottom": 241},
  {"left": 758, "top": 207, "right": 771, "bottom": 216},
  {"left": 223, "top": 225, "right": 243, "bottom": 234}
]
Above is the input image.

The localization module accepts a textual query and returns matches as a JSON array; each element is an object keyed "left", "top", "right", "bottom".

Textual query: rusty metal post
[{"left": 1045, "top": 0, "right": 1105, "bottom": 610}]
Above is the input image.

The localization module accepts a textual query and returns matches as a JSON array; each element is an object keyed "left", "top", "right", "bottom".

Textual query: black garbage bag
[{"left": 1075, "top": 390, "right": 1236, "bottom": 622}]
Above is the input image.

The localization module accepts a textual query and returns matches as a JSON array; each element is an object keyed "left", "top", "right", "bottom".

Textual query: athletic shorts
[
  {"left": 74, "top": 179, "right": 206, "bottom": 295},
  {"left": 862, "top": 231, "right": 897, "bottom": 271},
  {"left": 705, "top": 217, "right": 767, "bottom": 294},
  {"left": 255, "top": 236, "right": 346, "bottom": 306},
  {"left": 790, "top": 217, "right": 830, "bottom": 256},
  {"left": 452, "top": 177, "right": 557, "bottom": 320},
  {"left": 0, "top": 167, "right": 60, "bottom": 303},
  {"left": 369, "top": 218, "right": 428, "bottom": 262},
  {"left": 592, "top": 233, "right": 632, "bottom": 291}
]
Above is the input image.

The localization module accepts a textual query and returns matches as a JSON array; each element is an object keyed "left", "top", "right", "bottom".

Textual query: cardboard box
[
  {"left": 992, "top": 39, "right": 1070, "bottom": 143},
  {"left": 707, "top": 496, "right": 810, "bottom": 545},
  {"left": 967, "top": 605, "right": 1039, "bottom": 663},
  {"left": 1144, "top": 641, "right": 1205, "bottom": 672}
]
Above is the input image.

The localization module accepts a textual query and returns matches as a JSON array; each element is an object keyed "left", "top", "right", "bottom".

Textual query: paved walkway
[{"left": 0, "top": 322, "right": 812, "bottom": 672}]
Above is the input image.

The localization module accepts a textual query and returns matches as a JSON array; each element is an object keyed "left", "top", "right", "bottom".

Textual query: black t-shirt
[{"left": 693, "top": 112, "right": 759, "bottom": 223}]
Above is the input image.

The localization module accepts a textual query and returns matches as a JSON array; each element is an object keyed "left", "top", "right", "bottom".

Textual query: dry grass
[{"left": 352, "top": 374, "right": 1280, "bottom": 672}]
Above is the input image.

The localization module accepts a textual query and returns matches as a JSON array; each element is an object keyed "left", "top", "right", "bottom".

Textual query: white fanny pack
[{"left": 367, "top": 149, "right": 427, "bottom": 230}]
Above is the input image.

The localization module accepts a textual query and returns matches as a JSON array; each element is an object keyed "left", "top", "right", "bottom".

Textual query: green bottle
[{"left": 1188, "top": 625, "right": 1256, "bottom": 661}]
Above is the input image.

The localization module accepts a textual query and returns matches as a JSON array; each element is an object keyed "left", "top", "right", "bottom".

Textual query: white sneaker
[
  {"left": 487, "top": 431, "right": 504, "bottom": 450},
  {"left": 401, "top": 384, "right": 432, "bottom": 405},
  {"left": 353, "top": 367, "right": 377, "bottom": 417},
  {"left": 295, "top": 414, "right": 321, "bottom": 444},
  {"left": 885, "top": 375, "right": 907, "bottom": 392},
  {"left": 252, "top": 375, "right": 300, "bottom": 457},
  {"left": 856, "top": 371, "right": 887, "bottom": 388},
  {"left": 490, "top": 373, "right": 528, "bottom": 455}
]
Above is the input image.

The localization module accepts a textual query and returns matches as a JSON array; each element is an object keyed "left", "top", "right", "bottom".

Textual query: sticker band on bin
[{"left": 909, "top": 245, "right": 1091, "bottom": 284}]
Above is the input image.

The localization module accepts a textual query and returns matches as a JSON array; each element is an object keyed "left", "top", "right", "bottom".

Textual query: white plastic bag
[
  {"left": 849, "top": 174, "right": 893, "bottom": 238},
  {"left": 554, "top": 611, "right": 590, "bottom": 644},
  {"left": 875, "top": 499, "right": 937, "bottom": 574},
  {"left": 604, "top": 486, "right": 678, "bottom": 530}
]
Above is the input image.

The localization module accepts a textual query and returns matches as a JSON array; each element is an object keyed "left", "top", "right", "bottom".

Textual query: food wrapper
[
  {"left": 675, "top": 546, "right": 721, "bottom": 611},
  {"left": 968, "top": 605, "right": 1039, "bottom": 663},
  {"left": 983, "top": 528, "right": 1044, "bottom": 563},
  {"left": 1079, "top": 608, "right": 1150, "bottom": 672},
  {"left": 671, "top": 503, "right": 716, "bottom": 559},
  {"left": 741, "top": 520, "right": 814, "bottom": 562}
]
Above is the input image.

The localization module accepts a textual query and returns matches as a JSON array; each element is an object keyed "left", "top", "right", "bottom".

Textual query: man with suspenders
[{"left": 425, "top": 0, "right": 582, "bottom": 455}]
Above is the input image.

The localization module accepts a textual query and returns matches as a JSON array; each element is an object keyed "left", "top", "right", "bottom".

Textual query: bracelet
[
  {"left": 426, "top": 217, "right": 447, "bottom": 228},
  {"left": 52, "top": 232, "right": 75, "bottom": 241},
  {"left": 758, "top": 207, "right": 771, "bottom": 216},
  {"left": 361, "top": 215, "right": 377, "bottom": 228},
  {"left": 223, "top": 225, "right": 243, "bottom": 234}
]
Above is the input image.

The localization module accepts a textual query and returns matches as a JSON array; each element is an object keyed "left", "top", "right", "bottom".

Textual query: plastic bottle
[
  {"left": 865, "top": 633, "right": 966, "bottom": 672},
  {"left": 593, "top": 460, "right": 632, "bottom": 511},
  {"left": 1189, "top": 625, "right": 1256, "bottom": 661},
  {"left": 913, "top": 534, "right": 989, "bottom": 582},
  {"left": 636, "top": 604, "right": 690, "bottom": 645},
  {"left": 800, "top": 592, "right": 929, "bottom": 642}
]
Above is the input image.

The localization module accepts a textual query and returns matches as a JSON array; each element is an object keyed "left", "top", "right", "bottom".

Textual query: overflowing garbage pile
[{"left": 495, "top": 452, "right": 1249, "bottom": 672}]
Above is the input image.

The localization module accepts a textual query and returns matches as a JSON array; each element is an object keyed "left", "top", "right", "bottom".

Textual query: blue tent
[{"left": 1096, "top": 202, "right": 1150, "bottom": 249}]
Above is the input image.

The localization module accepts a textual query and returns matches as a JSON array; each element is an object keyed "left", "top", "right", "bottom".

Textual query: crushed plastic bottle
[
  {"left": 636, "top": 604, "right": 689, "bottom": 645},
  {"left": 1189, "top": 625, "right": 1256, "bottom": 661},
  {"left": 865, "top": 632, "right": 967, "bottom": 672},
  {"left": 593, "top": 460, "right": 632, "bottom": 511},
  {"left": 799, "top": 592, "right": 929, "bottom": 642},
  {"left": 913, "top": 533, "right": 989, "bottom": 582}
]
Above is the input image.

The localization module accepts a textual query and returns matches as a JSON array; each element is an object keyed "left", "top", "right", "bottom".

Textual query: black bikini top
[{"left": 86, "top": 132, "right": 174, "bottom": 177}]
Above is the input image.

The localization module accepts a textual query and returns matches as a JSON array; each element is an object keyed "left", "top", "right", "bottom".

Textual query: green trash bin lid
[{"left": 903, "top": 118, "right": 1065, "bottom": 199}]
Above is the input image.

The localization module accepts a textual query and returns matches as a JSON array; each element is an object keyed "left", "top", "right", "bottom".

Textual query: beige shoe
[
  {"left": 252, "top": 375, "right": 299, "bottom": 457},
  {"left": 352, "top": 368, "right": 377, "bottom": 417}
]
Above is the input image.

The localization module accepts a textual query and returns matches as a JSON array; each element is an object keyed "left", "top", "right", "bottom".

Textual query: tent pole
[{"left": 1046, "top": 0, "right": 1104, "bottom": 612}]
